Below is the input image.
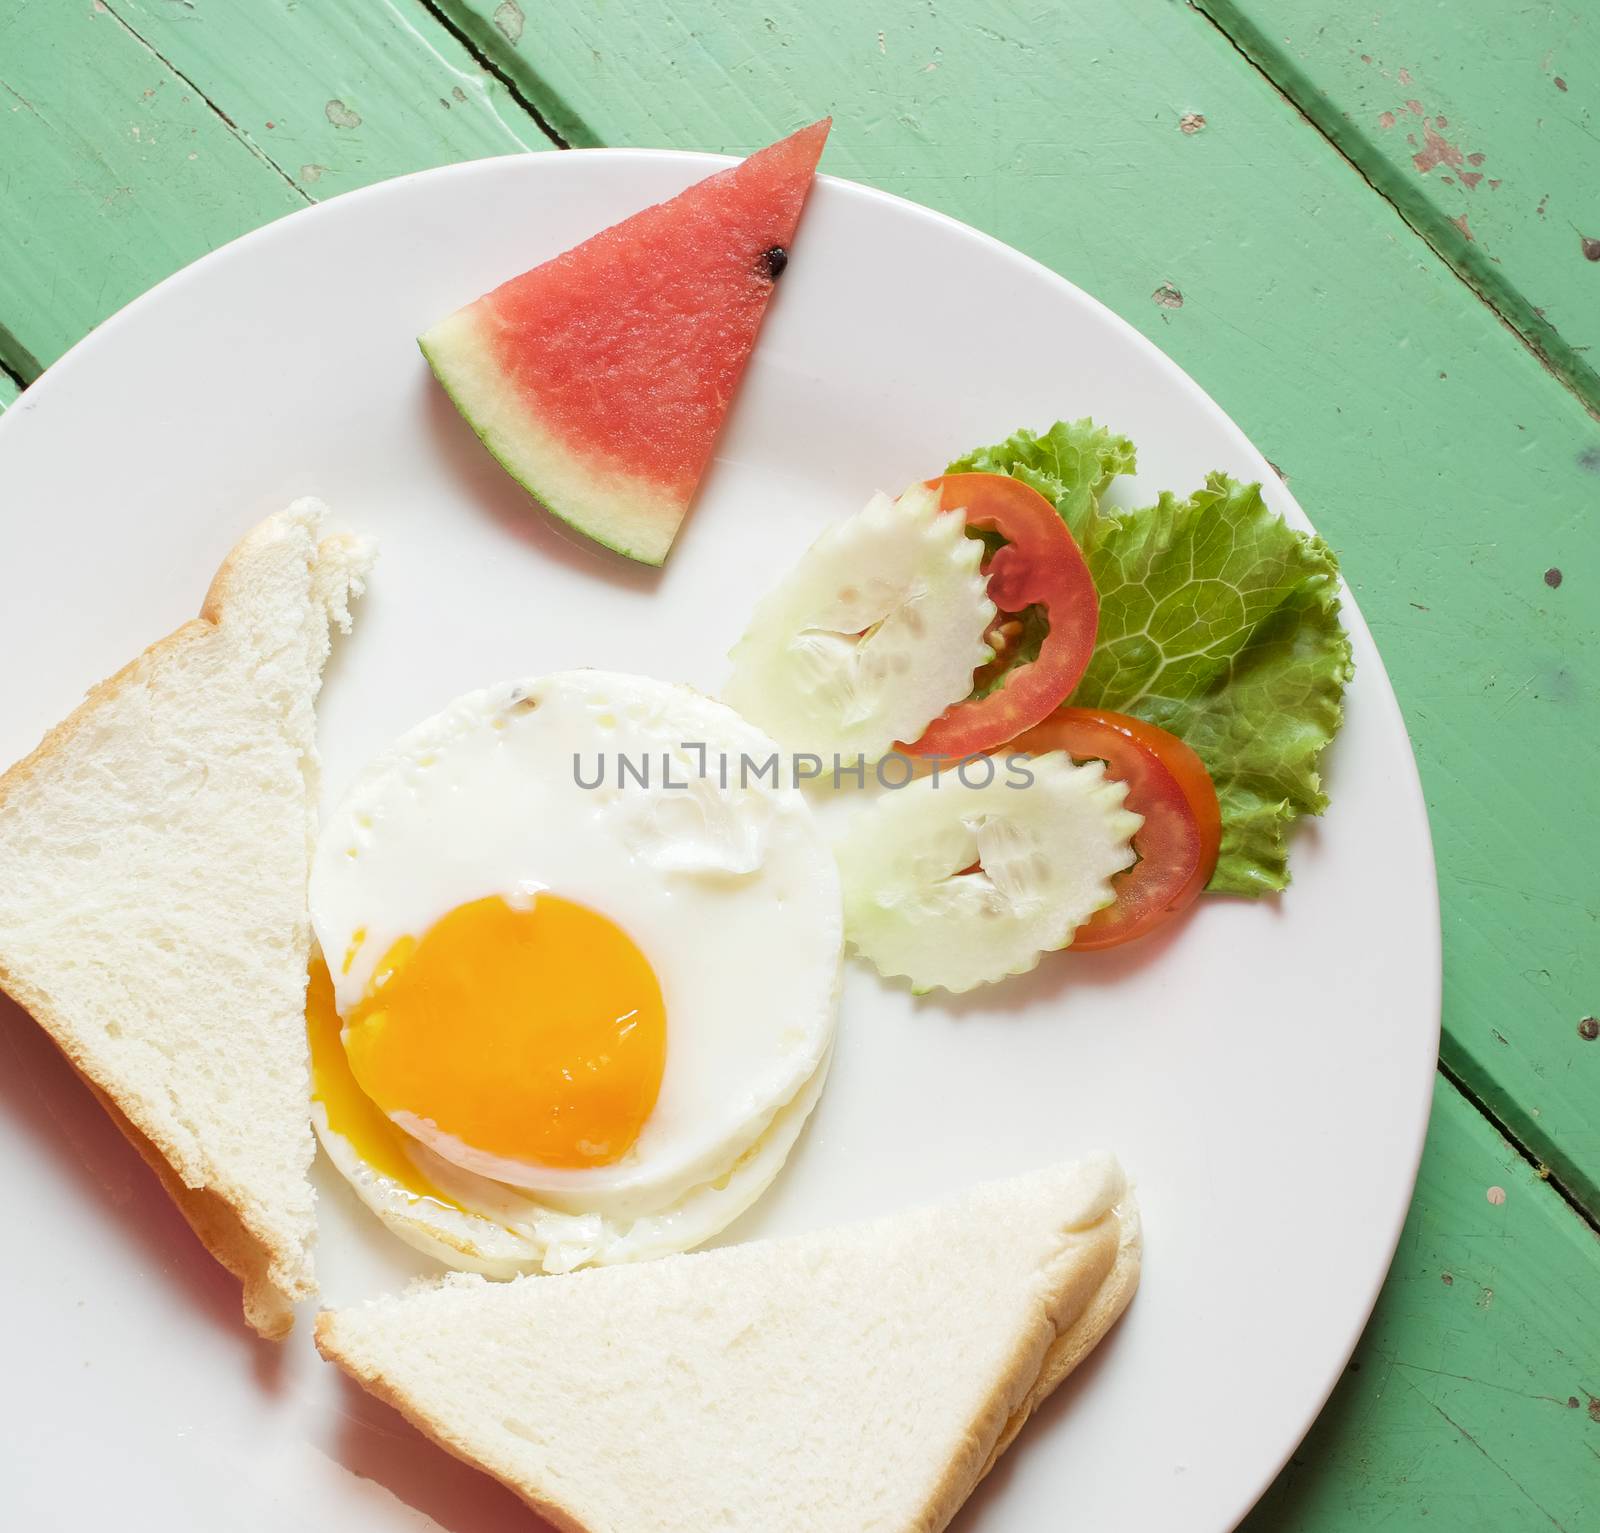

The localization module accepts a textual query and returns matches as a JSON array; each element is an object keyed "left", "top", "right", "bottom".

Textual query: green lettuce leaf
[
  {"left": 949, "top": 424, "right": 1353, "bottom": 896},
  {"left": 952, "top": 418, "right": 1137, "bottom": 533}
]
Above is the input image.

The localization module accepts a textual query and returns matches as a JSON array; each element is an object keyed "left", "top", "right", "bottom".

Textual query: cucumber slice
[
  {"left": 837, "top": 752, "right": 1142, "bottom": 992},
  {"left": 724, "top": 483, "right": 995, "bottom": 762}
]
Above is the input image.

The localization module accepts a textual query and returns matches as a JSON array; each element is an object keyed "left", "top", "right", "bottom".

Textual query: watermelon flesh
[{"left": 421, "top": 120, "right": 831, "bottom": 565}]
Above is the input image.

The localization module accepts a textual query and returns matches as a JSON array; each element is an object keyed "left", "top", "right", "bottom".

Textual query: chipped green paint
[
  {"left": 442, "top": 0, "right": 1600, "bottom": 1218},
  {"left": 1194, "top": 0, "right": 1600, "bottom": 416},
  {"left": 323, "top": 97, "right": 363, "bottom": 130},
  {"left": 494, "top": 1, "right": 526, "bottom": 48},
  {"left": 1243, "top": 1075, "right": 1600, "bottom": 1532},
  {"left": 0, "top": 1, "right": 305, "bottom": 377},
  {"left": 104, "top": 0, "right": 549, "bottom": 200},
  {"left": 0, "top": 0, "right": 551, "bottom": 376}
]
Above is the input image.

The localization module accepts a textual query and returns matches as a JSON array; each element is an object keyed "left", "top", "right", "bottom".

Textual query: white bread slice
[
  {"left": 317, "top": 1155, "right": 1140, "bottom": 1532},
  {"left": 0, "top": 501, "right": 372, "bottom": 1338}
]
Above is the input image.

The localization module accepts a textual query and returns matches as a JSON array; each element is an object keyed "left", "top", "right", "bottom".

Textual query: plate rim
[{"left": 0, "top": 146, "right": 1443, "bottom": 1533}]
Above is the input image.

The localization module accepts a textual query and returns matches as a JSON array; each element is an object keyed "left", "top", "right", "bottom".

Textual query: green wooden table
[{"left": 1, "top": 1, "right": 1595, "bottom": 1525}]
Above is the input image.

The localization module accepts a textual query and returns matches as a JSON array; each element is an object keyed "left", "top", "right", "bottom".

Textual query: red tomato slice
[
  {"left": 1006, "top": 708, "right": 1222, "bottom": 950},
  {"left": 899, "top": 473, "right": 1098, "bottom": 757}
]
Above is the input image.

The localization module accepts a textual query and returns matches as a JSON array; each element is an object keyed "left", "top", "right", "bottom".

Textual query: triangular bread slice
[
  {"left": 317, "top": 1155, "right": 1140, "bottom": 1532},
  {"left": 0, "top": 501, "right": 372, "bottom": 1338}
]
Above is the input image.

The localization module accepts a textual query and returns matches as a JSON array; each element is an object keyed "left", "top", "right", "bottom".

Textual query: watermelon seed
[{"left": 762, "top": 246, "right": 789, "bottom": 279}]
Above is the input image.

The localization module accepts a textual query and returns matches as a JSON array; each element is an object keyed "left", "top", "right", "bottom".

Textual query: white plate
[{"left": 0, "top": 151, "right": 1439, "bottom": 1533}]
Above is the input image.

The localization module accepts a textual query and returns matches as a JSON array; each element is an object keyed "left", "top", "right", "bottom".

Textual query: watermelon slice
[{"left": 422, "top": 120, "right": 831, "bottom": 566}]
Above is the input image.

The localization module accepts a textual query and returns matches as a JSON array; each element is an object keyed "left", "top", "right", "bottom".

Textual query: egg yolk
[
  {"left": 307, "top": 955, "right": 465, "bottom": 1212},
  {"left": 340, "top": 894, "right": 667, "bottom": 1172}
]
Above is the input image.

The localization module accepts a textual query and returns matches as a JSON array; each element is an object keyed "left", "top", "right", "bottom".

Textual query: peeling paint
[
  {"left": 300, "top": 163, "right": 327, "bottom": 184},
  {"left": 1485, "top": 1185, "right": 1506, "bottom": 1205},
  {"left": 1413, "top": 124, "right": 1464, "bottom": 175},
  {"left": 1543, "top": 567, "right": 1563, "bottom": 588},
  {"left": 1378, "top": 110, "right": 1396, "bottom": 129},
  {"left": 1179, "top": 112, "right": 1207, "bottom": 134},
  {"left": 1398, "top": 67, "right": 1413, "bottom": 85},
  {"left": 1460, "top": 171, "right": 1483, "bottom": 190},
  {"left": 1152, "top": 282, "right": 1184, "bottom": 308},
  {"left": 493, "top": 0, "right": 525, "bottom": 46},
  {"left": 1554, "top": 76, "right": 1568, "bottom": 92},
  {"left": 1582, "top": 235, "right": 1600, "bottom": 263},
  {"left": 324, "top": 98, "right": 361, "bottom": 130}
]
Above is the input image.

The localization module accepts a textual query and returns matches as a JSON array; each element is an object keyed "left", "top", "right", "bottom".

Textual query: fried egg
[{"left": 308, "top": 671, "right": 841, "bottom": 1275}]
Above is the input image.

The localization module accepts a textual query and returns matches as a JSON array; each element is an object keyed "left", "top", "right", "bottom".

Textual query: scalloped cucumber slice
[
  {"left": 723, "top": 483, "right": 995, "bottom": 762},
  {"left": 837, "top": 753, "right": 1142, "bottom": 993}
]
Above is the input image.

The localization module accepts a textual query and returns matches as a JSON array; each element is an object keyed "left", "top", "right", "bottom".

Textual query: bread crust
[
  {"left": 0, "top": 511, "right": 363, "bottom": 1338},
  {"left": 0, "top": 961, "right": 303, "bottom": 1340},
  {"left": 315, "top": 1311, "right": 594, "bottom": 1533},
  {"left": 89, "top": 1079, "right": 296, "bottom": 1339},
  {"left": 314, "top": 1177, "right": 1142, "bottom": 1533},
  {"left": 972, "top": 1197, "right": 1142, "bottom": 1490}
]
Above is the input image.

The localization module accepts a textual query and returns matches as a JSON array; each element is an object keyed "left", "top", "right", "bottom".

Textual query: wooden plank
[
  {"left": 0, "top": 0, "right": 548, "bottom": 378},
  {"left": 108, "top": 0, "right": 546, "bottom": 199},
  {"left": 0, "top": 0, "right": 304, "bottom": 377},
  {"left": 440, "top": 0, "right": 1600, "bottom": 1210},
  {"left": 1195, "top": 0, "right": 1600, "bottom": 415},
  {"left": 1243, "top": 1074, "right": 1600, "bottom": 1531}
]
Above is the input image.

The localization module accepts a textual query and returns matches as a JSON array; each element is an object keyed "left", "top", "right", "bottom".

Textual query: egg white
[
  {"left": 311, "top": 1041, "right": 833, "bottom": 1275},
  {"left": 309, "top": 670, "right": 842, "bottom": 1272}
]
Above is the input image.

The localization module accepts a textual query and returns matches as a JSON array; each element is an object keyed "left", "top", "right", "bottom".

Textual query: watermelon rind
[{"left": 420, "top": 308, "right": 682, "bottom": 567}]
